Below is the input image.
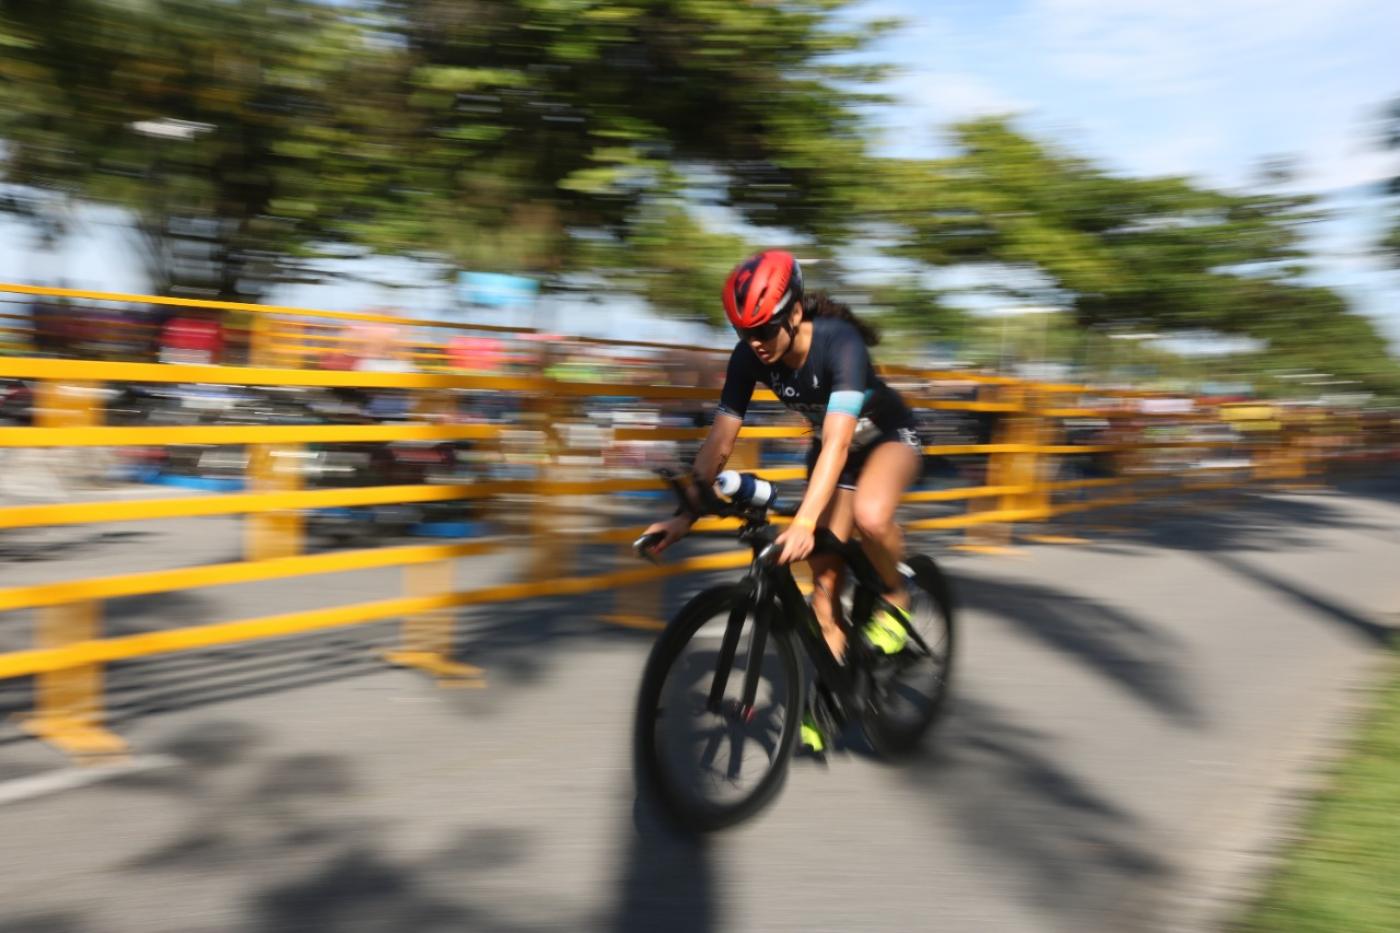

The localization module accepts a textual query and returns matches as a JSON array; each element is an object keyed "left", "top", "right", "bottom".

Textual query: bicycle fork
[{"left": 706, "top": 576, "right": 771, "bottom": 723}]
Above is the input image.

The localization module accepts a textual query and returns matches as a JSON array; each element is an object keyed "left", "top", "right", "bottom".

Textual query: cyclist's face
[{"left": 740, "top": 308, "right": 797, "bottom": 362}]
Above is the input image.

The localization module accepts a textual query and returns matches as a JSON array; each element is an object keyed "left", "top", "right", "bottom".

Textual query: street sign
[{"left": 456, "top": 272, "right": 538, "bottom": 310}]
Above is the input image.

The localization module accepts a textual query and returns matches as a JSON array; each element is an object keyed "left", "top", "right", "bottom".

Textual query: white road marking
[{"left": 0, "top": 754, "right": 180, "bottom": 806}]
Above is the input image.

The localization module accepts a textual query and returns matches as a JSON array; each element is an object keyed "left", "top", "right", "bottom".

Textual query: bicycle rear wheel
[
  {"left": 860, "top": 554, "right": 956, "bottom": 757},
  {"left": 633, "top": 584, "right": 803, "bottom": 832}
]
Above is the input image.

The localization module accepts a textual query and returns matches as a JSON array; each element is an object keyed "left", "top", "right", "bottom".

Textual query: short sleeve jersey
[{"left": 716, "top": 317, "right": 914, "bottom": 448}]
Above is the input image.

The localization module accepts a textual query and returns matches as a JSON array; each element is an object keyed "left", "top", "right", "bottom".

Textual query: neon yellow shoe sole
[
  {"left": 862, "top": 605, "right": 910, "bottom": 655},
  {"left": 800, "top": 716, "right": 827, "bottom": 753}
]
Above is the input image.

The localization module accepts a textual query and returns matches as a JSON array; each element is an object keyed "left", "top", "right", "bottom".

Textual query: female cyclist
[{"left": 642, "top": 250, "right": 924, "bottom": 747}]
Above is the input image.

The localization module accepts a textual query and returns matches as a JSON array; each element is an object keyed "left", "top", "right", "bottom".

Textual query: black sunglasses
[{"left": 736, "top": 316, "right": 788, "bottom": 343}]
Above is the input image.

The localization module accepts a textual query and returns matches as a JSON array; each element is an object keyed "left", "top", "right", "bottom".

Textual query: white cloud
[
  {"left": 905, "top": 71, "right": 1028, "bottom": 120},
  {"left": 1293, "top": 134, "right": 1395, "bottom": 195},
  {"left": 1023, "top": 0, "right": 1385, "bottom": 96},
  {"left": 870, "top": 69, "right": 1029, "bottom": 158},
  {"left": 851, "top": 0, "right": 1400, "bottom": 344},
  {"left": 1116, "top": 129, "right": 1229, "bottom": 180}
]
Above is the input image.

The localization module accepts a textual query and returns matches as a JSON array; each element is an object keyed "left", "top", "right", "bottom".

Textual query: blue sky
[
  {"left": 2, "top": 0, "right": 1397, "bottom": 351},
  {"left": 853, "top": 0, "right": 1400, "bottom": 346}
]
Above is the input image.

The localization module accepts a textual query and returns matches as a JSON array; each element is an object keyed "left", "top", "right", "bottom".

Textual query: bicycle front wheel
[{"left": 633, "top": 584, "right": 803, "bottom": 832}]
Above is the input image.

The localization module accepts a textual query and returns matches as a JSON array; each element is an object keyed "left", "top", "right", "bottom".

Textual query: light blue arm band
[{"left": 827, "top": 390, "right": 864, "bottom": 418}]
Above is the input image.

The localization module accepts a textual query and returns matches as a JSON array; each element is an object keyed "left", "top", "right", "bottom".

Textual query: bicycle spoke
[
  {"left": 725, "top": 731, "right": 754, "bottom": 782},
  {"left": 696, "top": 725, "right": 726, "bottom": 774}
]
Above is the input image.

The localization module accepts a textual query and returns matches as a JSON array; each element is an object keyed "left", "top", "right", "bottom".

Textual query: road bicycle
[{"left": 632, "top": 470, "right": 956, "bottom": 831}]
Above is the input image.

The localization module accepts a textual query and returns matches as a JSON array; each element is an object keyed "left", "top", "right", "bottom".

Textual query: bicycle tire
[
  {"left": 860, "top": 553, "right": 956, "bottom": 758},
  {"left": 633, "top": 583, "right": 804, "bottom": 832}
]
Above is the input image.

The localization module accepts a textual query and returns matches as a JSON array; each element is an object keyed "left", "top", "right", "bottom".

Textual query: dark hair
[{"left": 801, "top": 291, "right": 880, "bottom": 346}]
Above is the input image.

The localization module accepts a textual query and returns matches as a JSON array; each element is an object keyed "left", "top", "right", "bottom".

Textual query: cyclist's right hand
[{"left": 640, "top": 514, "right": 694, "bottom": 557}]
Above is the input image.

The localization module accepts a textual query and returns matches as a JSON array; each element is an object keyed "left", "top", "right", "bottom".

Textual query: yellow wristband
[{"left": 793, "top": 516, "right": 818, "bottom": 529}]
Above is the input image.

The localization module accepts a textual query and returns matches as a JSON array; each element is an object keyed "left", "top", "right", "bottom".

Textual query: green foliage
[
  {"left": 1237, "top": 650, "right": 1400, "bottom": 933},
  {"left": 0, "top": 0, "right": 411, "bottom": 299},
  {"left": 878, "top": 117, "right": 1399, "bottom": 394},
  {"left": 604, "top": 201, "right": 755, "bottom": 326},
  {"left": 371, "top": 0, "right": 891, "bottom": 273},
  {"left": 0, "top": 0, "right": 889, "bottom": 299},
  {"left": 0, "top": 2, "right": 1394, "bottom": 394},
  {"left": 862, "top": 278, "right": 969, "bottom": 346}
]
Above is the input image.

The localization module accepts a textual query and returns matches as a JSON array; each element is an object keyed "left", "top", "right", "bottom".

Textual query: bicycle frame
[{"left": 706, "top": 520, "right": 913, "bottom": 726}]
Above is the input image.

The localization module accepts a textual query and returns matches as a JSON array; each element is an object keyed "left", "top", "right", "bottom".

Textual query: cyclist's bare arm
[
  {"left": 641, "top": 413, "right": 743, "bottom": 553},
  {"left": 690, "top": 411, "right": 743, "bottom": 488}
]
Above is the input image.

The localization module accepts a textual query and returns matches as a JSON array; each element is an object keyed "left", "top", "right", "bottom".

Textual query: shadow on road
[
  {"left": 0, "top": 917, "right": 88, "bottom": 933},
  {"left": 1056, "top": 482, "right": 1395, "bottom": 556},
  {"left": 956, "top": 572, "right": 1205, "bottom": 726},
  {"left": 0, "top": 529, "right": 154, "bottom": 565},
  {"left": 95, "top": 720, "right": 559, "bottom": 932},
  {"left": 909, "top": 697, "right": 1170, "bottom": 927},
  {"left": 608, "top": 797, "right": 717, "bottom": 933},
  {"left": 1205, "top": 550, "right": 1395, "bottom": 646},
  {"left": 0, "top": 626, "right": 397, "bottom": 747}
]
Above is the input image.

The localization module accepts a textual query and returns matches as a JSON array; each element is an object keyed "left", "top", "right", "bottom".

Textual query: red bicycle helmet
[{"left": 722, "top": 250, "right": 803, "bottom": 330}]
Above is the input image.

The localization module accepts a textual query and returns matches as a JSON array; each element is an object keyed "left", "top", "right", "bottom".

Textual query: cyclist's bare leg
[
  {"left": 852, "top": 440, "right": 922, "bottom": 610},
  {"left": 808, "top": 488, "right": 855, "bottom": 660}
]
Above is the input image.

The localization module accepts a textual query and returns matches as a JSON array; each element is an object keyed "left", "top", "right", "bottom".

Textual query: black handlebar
[
  {"left": 632, "top": 530, "right": 667, "bottom": 564},
  {"left": 636, "top": 467, "right": 822, "bottom": 566},
  {"left": 651, "top": 467, "right": 791, "bottom": 521}
]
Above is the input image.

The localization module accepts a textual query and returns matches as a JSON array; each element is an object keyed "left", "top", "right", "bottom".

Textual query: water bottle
[{"left": 715, "top": 470, "right": 778, "bottom": 509}]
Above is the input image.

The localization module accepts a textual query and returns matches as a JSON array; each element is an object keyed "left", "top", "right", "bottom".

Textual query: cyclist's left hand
[{"left": 775, "top": 521, "right": 815, "bottom": 564}]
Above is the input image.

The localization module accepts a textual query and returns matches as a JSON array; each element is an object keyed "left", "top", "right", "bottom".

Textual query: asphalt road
[{"left": 0, "top": 479, "right": 1397, "bottom": 932}]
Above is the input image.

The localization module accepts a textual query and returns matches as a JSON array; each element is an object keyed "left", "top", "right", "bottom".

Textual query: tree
[
  {"left": 371, "top": 0, "right": 896, "bottom": 276},
  {"left": 0, "top": 0, "right": 412, "bottom": 301},
  {"left": 2, "top": 0, "right": 895, "bottom": 307},
  {"left": 875, "top": 118, "right": 1400, "bottom": 393},
  {"left": 1381, "top": 98, "right": 1400, "bottom": 266}
]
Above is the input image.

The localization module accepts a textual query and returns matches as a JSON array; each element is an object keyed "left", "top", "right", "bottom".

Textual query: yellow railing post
[
  {"left": 20, "top": 380, "right": 127, "bottom": 761},
  {"left": 245, "top": 445, "right": 304, "bottom": 559},
  {"left": 385, "top": 559, "right": 484, "bottom": 685},
  {"left": 382, "top": 383, "right": 485, "bottom": 681},
  {"left": 22, "top": 600, "right": 128, "bottom": 761},
  {"left": 280, "top": 320, "right": 307, "bottom": 369},
  {"left": 1017, "top": 387, "right": 1087, "bottom": 544},
  {"left": 959, "top": 382, "right": 1018, "bottom": 553},
  {"left": 526, "top": 387, "right": 571, "bottom": 582},
  {"left": 1010, "top": 385, "right": 1047, "bottom": 517},
  {"left": 604, "top": 423, "right": 765, "bottom": 631},
  {"left": 605, "top": 534, "right": 668, "bottom": 631},
  {"left": 245, "top": 316, "right": 304, "bottom": 559}
]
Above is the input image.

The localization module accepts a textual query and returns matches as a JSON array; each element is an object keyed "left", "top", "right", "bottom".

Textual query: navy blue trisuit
[{"left": 715, "top": 317, "right": 922, "bottom": 490}]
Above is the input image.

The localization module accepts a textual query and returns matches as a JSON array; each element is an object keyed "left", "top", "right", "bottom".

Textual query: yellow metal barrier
[{"left": 0, "top": 280, "right": 1367, "bottom": 762}]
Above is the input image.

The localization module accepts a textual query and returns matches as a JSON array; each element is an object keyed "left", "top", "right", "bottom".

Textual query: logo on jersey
[{"left": 768, "top": 371, "right": 799, "bottom": 398}]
